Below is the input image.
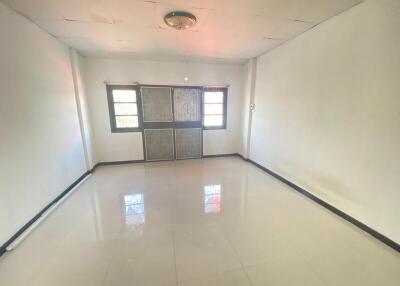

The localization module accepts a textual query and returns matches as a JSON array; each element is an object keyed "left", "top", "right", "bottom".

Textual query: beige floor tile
[
  {"left": 0, "top": 158, "right": 398, "bottom": 286},
  {"left": 174, "top": 222, "right": 242, "bottom": 282},
  {"left": 307, "top": 240, "right": 400, "bottom": 286},
  {"left": 31, "top": 241, "right": 115, "bottom": 286},
  {"left": 245, "top": 256, "right": 328, "bottom": 286},
  {"left": 103, "top": 231, "right": 177, "bottom": 286},
  {"left": 179, "top": 269, "right": 252, "bottom": 286}
]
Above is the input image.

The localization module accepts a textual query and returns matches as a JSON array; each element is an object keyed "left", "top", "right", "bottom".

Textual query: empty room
[{"left": 0, "top": 0, "right": 399, "bottom": 285}]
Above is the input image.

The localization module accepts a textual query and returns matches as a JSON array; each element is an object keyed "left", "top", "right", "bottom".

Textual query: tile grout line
[
  {"left": 304, "top": 259, "right": 331, "bottom": 286},
  {"left": 228, "top": 162, "right": 255, "bottom": 286},
  {"left": 220, "top": 223, "right": 254, "bottom": 286},
  {"left": 177, "top": 267, "right": 245, "bottom": 285},
  {"left": 100, "top": 255, "right": 115, "bottom": 286},
  {"left": 169, "top": 165, "right": 180, "bottom": 286},
  {"left": 171, "top": 229, "right": 180, "bottom": 286}
]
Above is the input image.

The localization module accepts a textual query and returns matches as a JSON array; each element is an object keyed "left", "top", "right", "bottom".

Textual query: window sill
[
  {"left": 111, "top": 128, "right": 142, "bottom": 133},
  {"left": 203, "top": 126, "right": 226, "bottom": 130}
]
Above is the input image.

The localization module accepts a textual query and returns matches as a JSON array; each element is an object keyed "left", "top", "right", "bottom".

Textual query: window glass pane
[
  {"left": 116, "top": 115, "right": 138, "bottom": 128},
  {"left": 204, "top": 103, "right": 223, "bottom": 115},
  {"left": 204, "top": 115, "right": 223, "bottom": 127},
  {"left": 113, "top": 89, "right": 136, "bottom": 102},
  {"left": 204, "top": 92, "right": 223, "bottom": 103},
  {"left": 114, "top": 103, "right": 137, "bottom": 115}
]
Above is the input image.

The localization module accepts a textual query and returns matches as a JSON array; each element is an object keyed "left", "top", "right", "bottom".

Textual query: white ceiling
[{"left": 2, "top": 0, "right": 364, "bottom": 63}]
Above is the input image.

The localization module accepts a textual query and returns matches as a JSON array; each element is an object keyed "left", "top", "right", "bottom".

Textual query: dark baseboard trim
[
  {"left": 235, "top": 153, "right": 247, "bottom": 160},
  {"left": 0, "top": 159, "right": 148, "bottom": 258},
  {"left": 243, "top": 157, "right": 400, "bottom": 253},
  {"left": 2, "top": 154, "right": 398, "bottom": 257},
  {"left": 0, "top": 170, "right": 93, "bottom": 258},
  {"left": 96, "top": 155, "right": 239, "bottom": 166},
  {"left": 93, "top": 160, "right": 145, "bottom": 170},
  {"left": 202, "top": 153, "right": 238, "bottom": 158},
  {"left": 95, "top": 154, "right": 400, "bottom": 252}
]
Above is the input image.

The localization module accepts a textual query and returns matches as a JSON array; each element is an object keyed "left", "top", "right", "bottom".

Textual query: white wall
[
  {"left": 82, "top": 57, "right": 244, "bottom": 163},
  {"left": 70, "top": 49, "right": 95, "bottom": 169},
  {"left": 0, "top": 3, "right": 87, "bottom": 246},
  {"left": 239, "top": 58, "right": 257, "bottom": 158},
  {"left": 250, "top": 0, "right": 400, "bottom": 243}
]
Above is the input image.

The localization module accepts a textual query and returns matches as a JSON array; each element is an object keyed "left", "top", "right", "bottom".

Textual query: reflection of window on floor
[
  {"left": 124, "top": 193, "right": 145, "bottom": 225},
  {"left": 204, "top": 185, "right": 222, "bottom": 214}
]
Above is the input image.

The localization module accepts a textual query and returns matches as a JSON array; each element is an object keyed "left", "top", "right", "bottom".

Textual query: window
[
  {"left": 203, "top": 88, "right": 227, "bottom": 129},
  {"left": 107, "top": 85, "right": 141, "bottom": 132}
]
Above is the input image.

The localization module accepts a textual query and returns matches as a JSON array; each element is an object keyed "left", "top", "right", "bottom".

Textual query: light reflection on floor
[
  {"left": 0, "top": 158, "right": 399, "bottom": 286},
  {"left": 123, "top": 193, "right": 145, "bottom": 225},
  {"left": 203, "top": 184, "right": 221, "bottom": 214}
]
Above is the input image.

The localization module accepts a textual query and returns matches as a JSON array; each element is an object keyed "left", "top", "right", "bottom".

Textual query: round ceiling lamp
[{"left": 164, "top": 11, "right": 197, "bottom": 30}]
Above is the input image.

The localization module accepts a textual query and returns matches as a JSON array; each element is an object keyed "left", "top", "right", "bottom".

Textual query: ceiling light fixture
[{"left": 164, "top": 11, "right": 197, "bottom": 30}]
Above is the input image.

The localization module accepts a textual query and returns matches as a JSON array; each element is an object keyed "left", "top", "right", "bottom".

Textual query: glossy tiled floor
[{"left": 0, "top": 157, "right": 399, "bottom": 286}]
